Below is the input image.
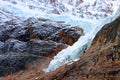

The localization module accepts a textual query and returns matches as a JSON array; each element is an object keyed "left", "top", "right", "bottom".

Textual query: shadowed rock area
[{"left": 39, "top": 16, "right": 120, "bottom": 80}]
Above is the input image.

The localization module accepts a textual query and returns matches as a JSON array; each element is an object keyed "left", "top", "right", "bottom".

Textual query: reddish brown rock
[
  {"left": 27, "top": 39, "right": 68, "bottom": 58},
  {"left": 46, "top": 27, "right": 84, "bottom": 45}
]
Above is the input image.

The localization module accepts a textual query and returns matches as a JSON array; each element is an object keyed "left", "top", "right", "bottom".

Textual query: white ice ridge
[{"left": 44, "top": 6, "right": 120, "bottom": 72}]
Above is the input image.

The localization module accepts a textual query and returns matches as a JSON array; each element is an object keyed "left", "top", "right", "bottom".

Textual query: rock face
[
  {"left": 1, "top": 39, "right": 27, "bottom": 53},
  {"left": 46, "top": 27, "right": 84, "bottom": 45},
  {"left": 0, "top": 18, "right": 83, "bottom": 55},
  {"left": 0, "top": 17, "right": 83, "bottom": 77},
  {"left": 0, "top": 18, "right": 69, "bottom": 42},
  {"left": 20, "top": 18, "right": 69, "bottom": 41},
  {"left": 27, "top": 39, "right": 67, "bottom": 58},
  {"left": 40, "top": 16, "right": 120, "bottom": 80},
  {"left": 0, "top": 41, "right": 4, "bottom": 53},
  {"left": 0, "top": 41, "right": 4, "bottom": 48},
  {"left": 0, "top": 54, "right": 38, "bottom": 76}
]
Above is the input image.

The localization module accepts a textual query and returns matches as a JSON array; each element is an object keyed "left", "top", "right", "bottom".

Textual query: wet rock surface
[
  {"left": 39, "top": 16, "right": 120, "bottom": 80},
  {"left": 0, "top": 17, "right": 83, "bottom": 77}
]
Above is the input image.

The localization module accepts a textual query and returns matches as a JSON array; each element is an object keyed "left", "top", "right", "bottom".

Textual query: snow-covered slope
[
  {"left": 0, "top": 0, "right": 119, "bottom": 21},
  {"left": 0, "top": 0, "right": 120, "bottom": 72}
]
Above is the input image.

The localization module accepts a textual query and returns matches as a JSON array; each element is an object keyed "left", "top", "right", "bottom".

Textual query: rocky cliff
[
  {"left": 1, "top": 16, "right": 120, "bottom": 80},
  {"left": 39, "top": 16, "right": 120, "bottom": 80},
  {"left": 0, "top": 17, "right": 83, "bottom": 78}
]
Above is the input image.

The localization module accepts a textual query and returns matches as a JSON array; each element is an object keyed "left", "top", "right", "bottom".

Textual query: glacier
[
  {"left": 0, "top": 0, "right": 120, "bottom": 72},
  {"left": 44, "top": 12, "right": 120, "bottom": 72},
  {"left": 44, "top": 3, "right": 120, "bottom": 72}
]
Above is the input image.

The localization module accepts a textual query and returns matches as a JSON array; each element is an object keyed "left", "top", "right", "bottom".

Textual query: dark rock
[
  {"left": 15, "top": 18, "right": 70, "bottom": 41},
  {"left": 0, "top": 17, "right": 84, "bottom": 78},
  {"left": 46, "top": 27, "right": 84, "bottom": 45},
  {"left": 0, "top": 17, "right": 70, "bottom": 42},
  {"left": 0, "top": 41, "right": 4, "bottom": 53},
  {"left": 0, "top": 54, "right": 38, "bottom": 76},
  {"left": 1, "top": 39, "right": 27, "bottom": 53},
  {"left": 24, "top": 17, "right": 69, "bottom": 40},
  {"left": 27, "top": 39, "right": 67, "bottom": 58},
  {"left": 0, "top": 41, "right": 4, "bottom": 48},
  {"left": 0, "top": 20, "right": 27, "bottom": 42}
]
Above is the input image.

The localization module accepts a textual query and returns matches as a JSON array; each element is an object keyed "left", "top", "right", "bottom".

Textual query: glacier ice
[{"left": 44, "top": 6, "right": 120, "bottom": 72}]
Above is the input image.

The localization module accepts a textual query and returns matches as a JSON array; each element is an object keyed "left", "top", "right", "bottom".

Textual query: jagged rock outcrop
[
  {"left": 0, "top": 18, "right": 82, "bottom": 44},
  {"left": 0, "top": 18, "right": 83, "bottom": 55},
  {"left": 0, "top": 17, "right": 83, "bottom": 77},
  {"left": 46, "top": 27, "right": 83, "bottom": 45},
  {"left": 0, "top": 18, "right": 70, "bottom": 42},
  {"left": 39, "top": 16, "right": 120, "bottom": 80},
  {"left": 27, "top": 39, "right": 67, "bottom": 58},
  {"left": 21, "top": 18, "right": 69, "bottom": 41}
]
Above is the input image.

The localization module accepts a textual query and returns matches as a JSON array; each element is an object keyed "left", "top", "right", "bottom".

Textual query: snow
[
  {"left": 0, "top": 0, "right": 119, "bottom": 20},
  {"left": 0, "top": 0, "right": 120, "bottom": 72}
]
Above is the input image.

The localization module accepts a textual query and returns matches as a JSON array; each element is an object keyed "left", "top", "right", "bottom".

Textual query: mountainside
[
  {"left": 0, "top": 17, "right": 83, "bottom": 78},
  {"left": 2, "top": 10, "right": 120, "bottom": 80},
  {"left": 39, "top": 15, "right": 120, "bottom": 80},
  {"left": 0, "top": 0, "right": 120, "bottom": 80},
  {"left": 0, "top": 0, "right": 119, "bottom": 22}
]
